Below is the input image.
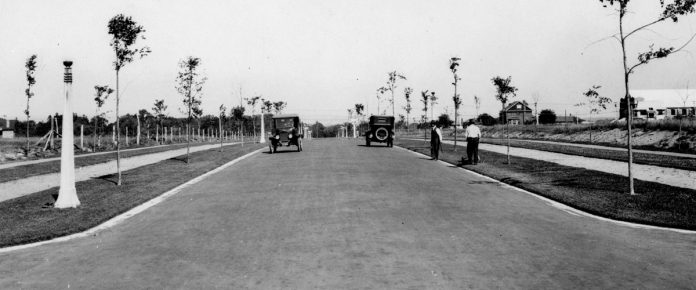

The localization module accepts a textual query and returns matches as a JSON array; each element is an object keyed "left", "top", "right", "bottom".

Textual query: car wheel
[{"left": 366, "top": 140, "right": 371, "bottom": 147}]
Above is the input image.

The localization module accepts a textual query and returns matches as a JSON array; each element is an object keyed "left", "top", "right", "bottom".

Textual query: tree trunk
[
  {"left": 116, "top": 69, "right": 122, "bottom": 186},
  {"left": 620, "top": 11, "right": 635, "bottom": 195}
]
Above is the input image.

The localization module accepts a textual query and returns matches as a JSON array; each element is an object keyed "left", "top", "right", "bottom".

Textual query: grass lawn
[
  {"left": 0, "top": 143, "right": 264, "bottom": 248},
  {"left": 0, "top": 141, "right": 250, "bottom": 183},
  {"left": 396, "top": 138, "right": 696, "bottom": 231},
  {"left": 477, "top": 137, "right": 696, "bottom": 171}
]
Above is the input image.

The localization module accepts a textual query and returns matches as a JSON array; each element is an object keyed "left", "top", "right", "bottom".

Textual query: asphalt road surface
[{"left": 1, "top": 139, "right": 695, "bottom": 289}]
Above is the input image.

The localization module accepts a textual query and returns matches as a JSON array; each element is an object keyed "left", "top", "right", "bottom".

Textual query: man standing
[
  {"left": 430, "top": 123, "right": 442, "bottom": 160},
  {"left": 464, "top": 120, "right": 481, "bottom": 164}
]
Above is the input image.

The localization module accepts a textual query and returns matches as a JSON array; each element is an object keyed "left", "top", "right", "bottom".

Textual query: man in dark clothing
[
  {"left": 430, "top": 123, "right": 442, "bottom": 160},
  {"left": 464, "top": 120, "right": 481, "bottom": 164}
]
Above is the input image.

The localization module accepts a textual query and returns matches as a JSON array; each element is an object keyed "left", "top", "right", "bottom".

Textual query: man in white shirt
[
  {"left": 464, "top": 120, "right": 481, "bottom": 164},
  {"left": 430, "top": 123, "right": 443, "bottom": 160}
]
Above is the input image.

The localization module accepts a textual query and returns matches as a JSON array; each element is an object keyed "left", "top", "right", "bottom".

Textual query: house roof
[
  {"left": 502, "top": 101, "right": 532, "bottom": 112},
  {"left": 272, "top": 114, "right": 299, "bottom": 119}
]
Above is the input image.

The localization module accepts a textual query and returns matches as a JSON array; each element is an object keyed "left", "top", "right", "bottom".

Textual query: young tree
[
  {"left": 598, "top": 0, "right": 696, "bottom": 194},
  {"left": 575, "top": 85, "right": 612, "bottom": 143},
  {"left": 376, "top": 87, "right": 388, "bottom": 115},
  {"left": 24, "top": 54, "right": 37, "bottom": 152},
  {"left": 420, "top": 90, "right": 433, "bottom": 140},
  {"left": 450, "top": 57, "right": 462, "bottom": 149},
  {"left": 108, "top": 14, "right": 150, "bottom": 185},
  {"left": 219, "top": 104, "right": 227, "bottom": 152},
  {"left": 93, "top": 85, "right": 113, "bottom": 150},
  {"left": 491, "top": 75, "right": 518, "bottom": 164},
  {"left": 152, "top": 99, "right": 167, "bottom": 143},
  {"left": 429, "top": 92, "right": 438, "bottom": 121},
  {"left": 176, "top": 56, "right": 206, "bottom": 163},
  {"left": 245, "top": 96, "right": 261, "bottom": 141},
  {"left": 262, "top": 99, "right": 273, "bottom": 115},
  {"left": 354, "top": 103, "right": 365, "bottom": 134},
  {"left": 403, "top": 87, "right": 413, "bottom": 130},
  {"left": 273, "top": 101, "right": 287, "bottom": 115},
  {"left": 231, "top": 106, "right": 245, "bottom": 139},
  {"left": 384, "top": 71, "right": 407, "bottom": 127},
  {"left": 474, "top": 95, "right": 481, "bottom": 117}
]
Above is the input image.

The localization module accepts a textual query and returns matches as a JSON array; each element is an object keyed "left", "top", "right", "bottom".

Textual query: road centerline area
[{"left": 1, "top": 139, "right": 695, "bottom": 289}]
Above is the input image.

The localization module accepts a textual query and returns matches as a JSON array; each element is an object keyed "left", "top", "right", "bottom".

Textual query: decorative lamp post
[{"left": 55, "top": 60, "right": 80, "bottom": 208}]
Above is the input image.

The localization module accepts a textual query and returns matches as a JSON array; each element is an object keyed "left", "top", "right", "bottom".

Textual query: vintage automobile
[
  {"left": 365, "top": 115, "right": 394, "bottom": 147},
  {"left": 269, "top": 114, "right": 303, "bottom": 153}
]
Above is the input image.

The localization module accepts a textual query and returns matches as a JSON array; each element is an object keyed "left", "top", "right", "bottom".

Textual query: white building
[{"left": 630, "top": 89, "right": 696, "bottom": 120}]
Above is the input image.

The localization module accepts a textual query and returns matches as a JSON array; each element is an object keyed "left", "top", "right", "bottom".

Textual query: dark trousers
[
  {"left": 431, "top": 140, "right": 441, "bottom": 160},
  {"left": 467, "top": 137, "right": 479, "bottom": 164}
]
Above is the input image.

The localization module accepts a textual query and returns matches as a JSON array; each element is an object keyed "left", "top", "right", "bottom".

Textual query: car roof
[{"left": 272, "top": 114, "right": 299, "bottom": 119}]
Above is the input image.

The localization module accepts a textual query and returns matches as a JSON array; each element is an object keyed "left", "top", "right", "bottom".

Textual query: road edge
[
  {"left": 395, "top": 145, "right": 696, "bottom": 235},
  {"left": 0, "top": 147, "right": 264, "bottom": 254}
]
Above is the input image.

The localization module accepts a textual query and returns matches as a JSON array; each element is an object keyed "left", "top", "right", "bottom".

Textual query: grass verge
[
  {"left": 0, "top": 141, "right": 250, "bottom": 184},
  {"left": 475, "top": 138, "right": 696, "bottom": 171},
  {"left": 0, "top": 143, "right": 264, "bottom": 248},
  {"left": 396, "top": 138, "right": 696, "bottom": 231}
]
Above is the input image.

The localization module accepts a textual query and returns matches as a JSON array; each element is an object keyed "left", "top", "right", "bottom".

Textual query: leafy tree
[
  {"left": 24, "top": 54, "right": 37, "bottom": 152},
  {"left": 420, "top": 90, "right": 431, "bottom": 123},
  {"left": 384, "top": 71, "right": 407, "bottom": 126},
  {"left": 152, "top": 99, "right": 167, "bottom": 143},
  {"left": 492, "top": 76, "right": 518, "bottom": 164},
  {"left": 598, "top": 0, "right": 696, "bottom": 194},
  {"left": 93, "top": 85, "right": 114, "bottom": 150},
  {"left": 491, "top": 76, "right": 518, "bottom": 123},
  {"left": 437, "top": 114, "right": 454, "bottom": 128},
  {"left": 539, "top": 109, "right": 557, "bottom": 124},
  {"left": 477, "top": 113, "right": 498, "bottom": 126},
  {"left": 273, "top": 101, "right": 286, "bottom": 115},
  {"left": 108, "top": 14, "right": 150, "bottom": 185},
  {"left": 376, "top": 87, "right": 388, "bottom": 115},
  {"left": 176, "top": 56, "right": 206, "bottom": 163},
  {"left": 429, "top": 92, "right": 438, "bottom": 121},
  {"left": 245, "top": 96, "right": 261, "bottom": 140},
  {"left": 450, "top": 57, "right": 462, "bottom": 149},
  {"left": 262, "top": 99, "right": 273, "bottom": 115},
  {"left": 575, "top": 85, "right": 612, "bottom": 142},
  {"left": 219, "top": 104, "right": 226, "bottom": 152},
  {"left": 403, "top": 87, "right": 413, "bottom": 130}
]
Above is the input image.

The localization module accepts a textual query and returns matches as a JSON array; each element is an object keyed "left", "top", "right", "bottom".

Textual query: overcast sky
[{"left": 2, "top": 0, "right": 696, "bottom": 124}]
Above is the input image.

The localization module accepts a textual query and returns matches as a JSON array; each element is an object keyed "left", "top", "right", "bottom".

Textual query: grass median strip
[
  {"left": 0, "top": 141, "right": 247, "bottom": 184},
  {"left": 396, "top": 139, "right": 696, "bottom": 231},
  {"left": 0, "top": 143, "right": 264, "bottom": 248}
]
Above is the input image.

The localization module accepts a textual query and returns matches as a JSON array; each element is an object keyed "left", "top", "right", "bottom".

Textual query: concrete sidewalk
[{"left": 0, "top": 142, "right": 241, "bottom": 202}]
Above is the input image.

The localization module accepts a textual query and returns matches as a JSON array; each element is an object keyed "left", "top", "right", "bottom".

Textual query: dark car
[
  {"left": 365, "top": 115, "right": 394, "bottom": 147},
  {"left": 269, "top": 114, "right": 303, "bottom": 153}
]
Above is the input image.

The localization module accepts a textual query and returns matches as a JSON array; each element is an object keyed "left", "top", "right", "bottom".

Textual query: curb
[
  {"left": 0, "top": 148, "right": 264, "bottom": 254},
  {"left": 395, "top": 145, "right": 696, "bottom": 235}
]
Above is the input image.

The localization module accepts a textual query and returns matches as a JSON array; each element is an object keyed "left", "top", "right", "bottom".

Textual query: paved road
[{"left": 1, "top": 139, "right": 695, "bottom": 289}]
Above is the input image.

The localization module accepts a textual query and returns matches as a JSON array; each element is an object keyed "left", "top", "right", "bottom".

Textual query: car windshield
[{"left": 274, "top": 118, "right": 295, "bottom": 129}]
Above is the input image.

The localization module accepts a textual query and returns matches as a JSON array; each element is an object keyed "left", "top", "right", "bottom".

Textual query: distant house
[
  {"left": 555, "top": 115, "right": 582, "bottom": 124},
  {"left": 499, "top": 101, "right": 533, "bottom": 125},
  {"left": 0, "top": 117, "right": 16, "bottom": 138}
]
